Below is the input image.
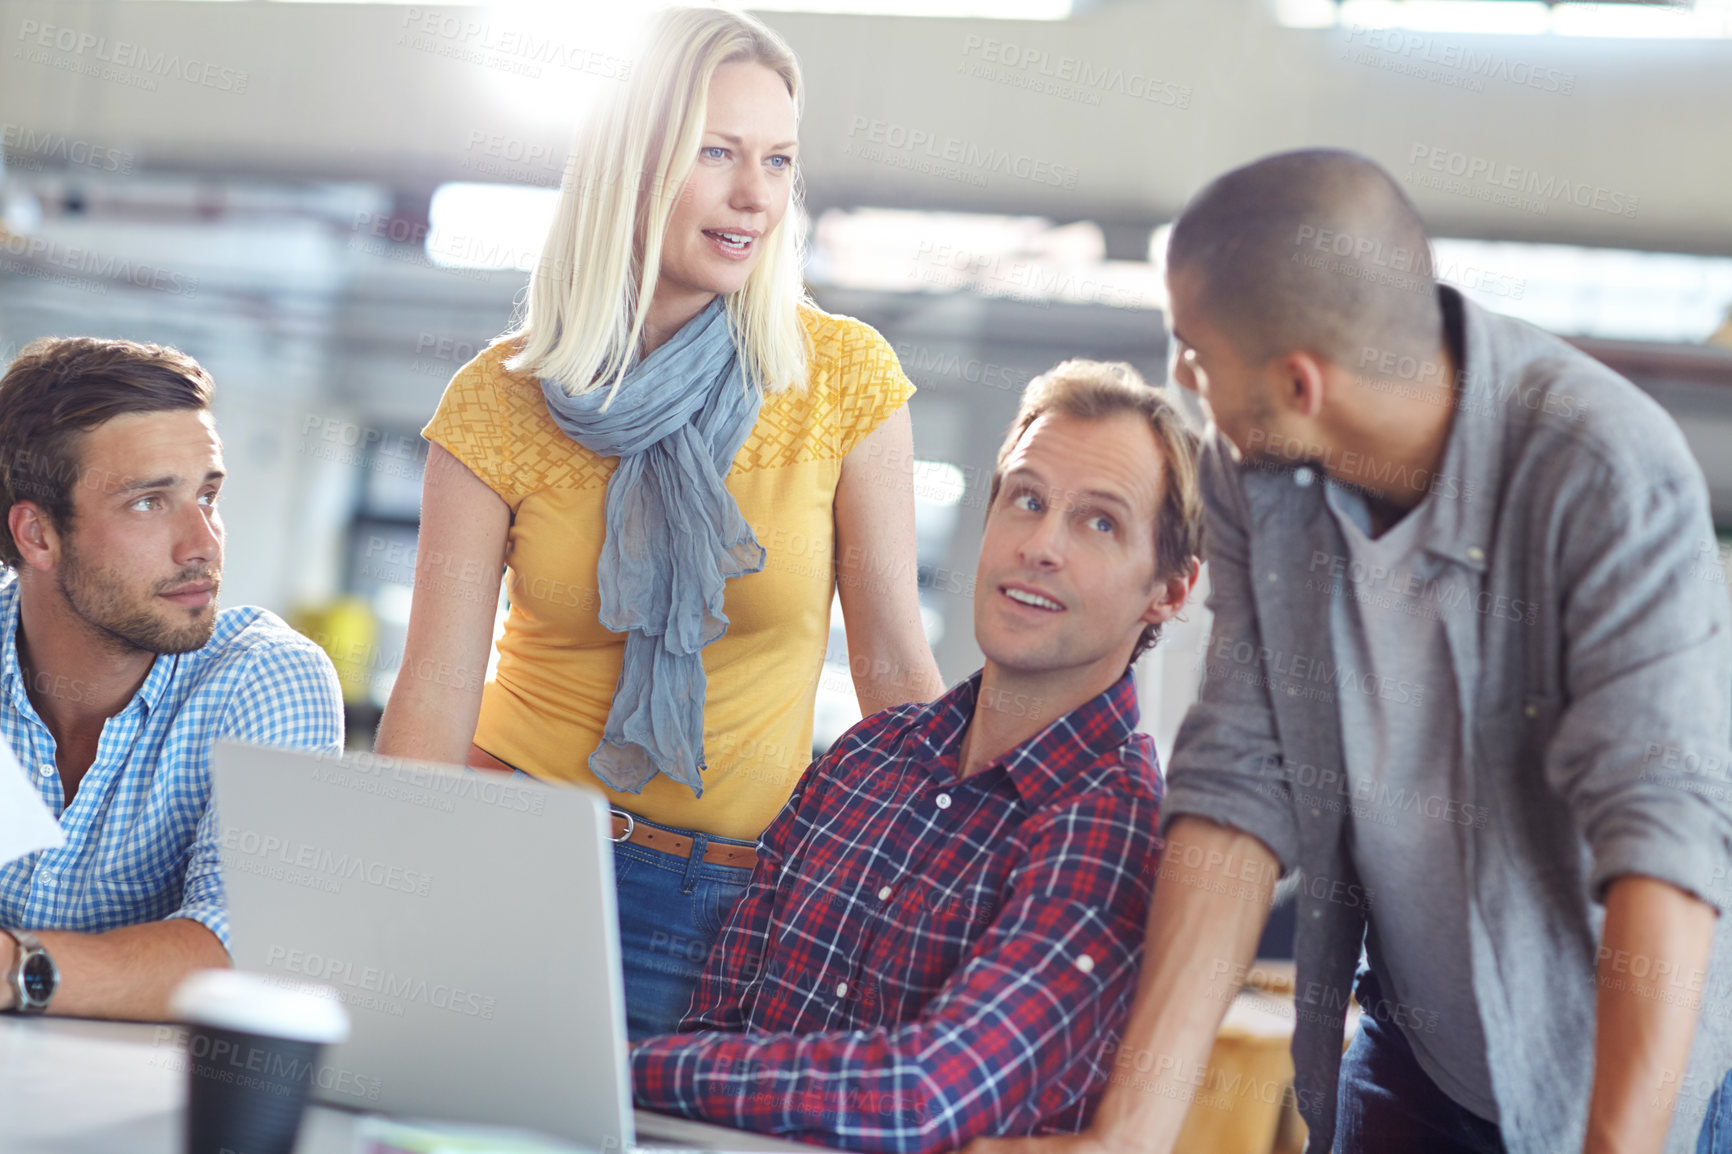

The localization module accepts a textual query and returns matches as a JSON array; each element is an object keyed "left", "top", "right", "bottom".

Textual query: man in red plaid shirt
[{"left": 632, "top": 359, "right": 1205, "bottom": 1153}]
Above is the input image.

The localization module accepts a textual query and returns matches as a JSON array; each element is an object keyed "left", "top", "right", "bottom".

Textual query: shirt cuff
[
  {"left": 1590, "top": 800, "right": 1732, "bottom": 914},
  {"left": 633, "top": 1032, "right": 716, "bottom": 1118},
  {"left": 164, "top": 903, "right": 231, "bottom": 954},
  {"left": 1160, "top": 770, "right": 1299, "bottom": 875}
]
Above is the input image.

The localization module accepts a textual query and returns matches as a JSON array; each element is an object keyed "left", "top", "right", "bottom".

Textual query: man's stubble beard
[{"left": 57, "top": 539, "right": 220, "bottom": 656}]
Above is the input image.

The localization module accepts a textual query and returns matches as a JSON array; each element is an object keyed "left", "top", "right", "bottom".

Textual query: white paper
[{"left": 0, "top": 736, "right": 63, "bottom": 869}]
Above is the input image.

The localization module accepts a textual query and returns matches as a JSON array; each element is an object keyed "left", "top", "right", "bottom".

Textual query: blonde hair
[
  {"left": 505, "top": 5, "right": 811, "bottom": 398},
  {"left": 989, "top": 360, "right": 1204, "bottom": 660}
]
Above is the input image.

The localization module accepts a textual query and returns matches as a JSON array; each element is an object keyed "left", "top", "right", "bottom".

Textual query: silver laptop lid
[{"left": 212, "top": 741, "right": 633, "bottom": 1150}]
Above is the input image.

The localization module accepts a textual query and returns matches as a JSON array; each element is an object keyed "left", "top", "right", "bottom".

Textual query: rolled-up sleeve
[
  {"left": 1160, "top": 436, "right": 1301, "bottom": 871},
  {"left": 215, "top": 640, "right": 346, "bottom": 756},
  {"left": 167, "top": 801, "right": 229, "bottom": 948},
  {"left": 1543, "top": 460, "right": 1732, "bottom": 910}
]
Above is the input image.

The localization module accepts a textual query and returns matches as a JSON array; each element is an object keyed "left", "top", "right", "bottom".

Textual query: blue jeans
[
  {"left": 1336, "top": 966, "right": 1506, "bottom": 1154},
  {"left": 1334, "top": 963, "right": 1732, "bottom": 1152},
  {"left": 1697, "top": 1068, "right": 1732, "bottom": 1152},
  {"left": 610, "top": 812, "right": 754, "bottom": 1041},
  {"left": 502, "top": 769, "right": 754, "bottom": 1040}
]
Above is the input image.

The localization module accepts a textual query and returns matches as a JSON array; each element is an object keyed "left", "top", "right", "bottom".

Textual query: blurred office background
[{"left": 3, "top": 0, "right": 1732, "bottom": 764}]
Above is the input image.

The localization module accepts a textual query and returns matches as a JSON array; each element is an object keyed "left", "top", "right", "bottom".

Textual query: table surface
[
  {"left": 2, "top": 998, "right": 1317, "bottom": 1154},
  {"left": 0, "top": 1015, "right": 826, "bottom": 1154}
]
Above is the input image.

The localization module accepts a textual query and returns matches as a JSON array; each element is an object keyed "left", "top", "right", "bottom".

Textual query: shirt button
[
  {"left": 1294, "top": 467, "right": 1315, "bottom": 487},
  {"left": 935, "top": 793, "right": 952, "bottom": 810},
  {"left": 1467, "top": 546, "right": 1485, "bottom": 563},
  {"left": 38, "top": 764, "right": 53, "bottom": 778},
  {"left": 1267, "top": 572, "right": 1279, "bottom": 583},
  {"left": 877, "top": 886, "right": 893, "bottom": 901},
  {"left": 835, "top": 982, "right": 849, "bottom": 998},
  {"left": 1524, "top": 702, "right": 1539, "bottom": 719},
  {"left": 40, "top": 872, "right": 55, "bottom": 888},
  {"left": 1311, "top": 808, "right": 1321, "bottom": 818},
  {"left": 1075, "top": 954, "right": 1095, "bottom": 974}
]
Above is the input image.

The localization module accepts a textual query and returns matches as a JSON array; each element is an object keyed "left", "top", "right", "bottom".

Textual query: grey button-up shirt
[{"left": 1161, "top": 286, "right": 1732, "bottom": 1152}]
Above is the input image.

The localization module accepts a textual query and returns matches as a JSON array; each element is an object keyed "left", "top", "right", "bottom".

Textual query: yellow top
[{"left": 422, "top": 306, "right": 915, "bottom": 842}]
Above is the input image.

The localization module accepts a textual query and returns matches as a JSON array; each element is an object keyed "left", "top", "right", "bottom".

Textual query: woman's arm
[
  {"left": 374, "top": 442, "right": 511, "bottom": 764},
  {"left": 833, "top": 404, "right": 945, "bottom": 718}
]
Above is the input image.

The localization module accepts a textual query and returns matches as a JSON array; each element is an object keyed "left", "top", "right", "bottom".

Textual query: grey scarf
[{"left": 539, "top": 298, "right": 764, "bottom": 795}]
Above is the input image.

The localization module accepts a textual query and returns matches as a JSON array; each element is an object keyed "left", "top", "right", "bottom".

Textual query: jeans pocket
[
  {"left": 611, "top": 843, "right": 635, "bottom": 886},
  {"left": 696, "top": 875, "right": 751, "bottom": 940}
]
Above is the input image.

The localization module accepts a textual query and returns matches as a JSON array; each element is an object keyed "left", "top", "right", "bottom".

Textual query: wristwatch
[{"left": 2, "top": 928, "right": 58, "bottom": 1013}]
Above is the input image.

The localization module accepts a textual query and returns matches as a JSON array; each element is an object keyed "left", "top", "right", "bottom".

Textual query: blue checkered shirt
[{"left": 0, "top": 573, "right": 344, "bottom": 950}]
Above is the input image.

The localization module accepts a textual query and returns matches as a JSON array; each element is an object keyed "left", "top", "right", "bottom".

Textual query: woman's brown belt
[{"left": 466, "top": 743, "right": 757, "bottom": 870}]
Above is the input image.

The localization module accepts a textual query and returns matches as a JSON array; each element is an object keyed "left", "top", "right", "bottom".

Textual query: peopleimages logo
[
  {"left": 219, "top": 828, "right": 434, "bottom": 898},
  {"left": 1257, "top": 753, "right": 1492, "bottom": 831},
  {"left": 892, "top": 341, "right": 1029, "bottom": 394},
  {"left": 266, "top": 946, "right": 498, "bottom": 1020},
  {"left": 16, "top": 20, "right": 250, "bottom": 93},
  {"left": 957, "top": 35, "right": 1192, "bottom": 109},
  {"left": 845, "top": 117, "right": 1080, "bottom": 190},
  {"left": 0, "top": 233, "right": 199, "bottom": 296},
  {"left": 1208, "top": 633, "right": 1428, "bottom": 709},
  {"left": 1307, "top": 550, "right": 1538, "bottom": 627},
  {"left": 396, "top": 8, "right": 632, "bottom": 81},
  {"left": 1407, "top": 145, "right": 1639, "bottom": 219},
  {"left": 1343, "top": 25, "right": 1576, "bottom": 95},
  {"left": 312, "top": 752, "right": 546, "bottom": 812},
  {"left": 0, "top": 123, "right": 135, "bottom": 174}
]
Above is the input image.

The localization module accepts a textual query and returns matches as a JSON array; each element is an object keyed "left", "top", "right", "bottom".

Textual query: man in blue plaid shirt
[{"left": 0, "top": 337, "right": 344, "bottom": 1021}]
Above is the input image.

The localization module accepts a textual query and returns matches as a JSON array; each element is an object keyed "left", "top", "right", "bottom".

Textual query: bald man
[{"left": 971, "top": 150, "right": 1732, "bottom": 1154}]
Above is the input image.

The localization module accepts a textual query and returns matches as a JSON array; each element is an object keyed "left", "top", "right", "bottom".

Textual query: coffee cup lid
[{"left": 170, "top": 969, "right": 350, "bottom": 1043}]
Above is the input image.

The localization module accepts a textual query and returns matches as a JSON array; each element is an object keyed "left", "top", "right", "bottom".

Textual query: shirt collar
[
  {"left": 906, "top": 673, "right": 980, "bottom": 779},
  {"left": 908, "top": 668, "right": 1145, "bottom": 810},
  {"left": 1413, "top": 285, "right": 1507, "bottom": 575},
  {"left": 0, "top": 577, "right": 33, "bottom": 720},
  {"left": 132, "top": 648, "right": 175, "bottom": 714}
]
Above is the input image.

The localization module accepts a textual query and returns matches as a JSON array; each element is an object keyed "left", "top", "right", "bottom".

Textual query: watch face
[{"left": 21, "top": 953, "right": 54, "bottom": 1003}]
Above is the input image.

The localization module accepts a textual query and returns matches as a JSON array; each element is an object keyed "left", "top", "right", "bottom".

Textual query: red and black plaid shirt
[{"left": 633, "top": 670, "right": 1163, "bottom": 1153}]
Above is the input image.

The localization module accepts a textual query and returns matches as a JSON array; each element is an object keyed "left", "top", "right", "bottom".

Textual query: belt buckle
[{"left": 609, "top": 807, "right": 635, "bottom": 844}]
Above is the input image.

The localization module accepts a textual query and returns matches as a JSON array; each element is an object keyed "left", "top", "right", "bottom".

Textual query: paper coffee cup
[{"left": 170, "top": 969, "right": 350, "bottom": 1154}]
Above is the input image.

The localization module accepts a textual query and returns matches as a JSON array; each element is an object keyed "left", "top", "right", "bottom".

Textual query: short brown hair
[
  {"left": 988, "top": 359, "right": 1203, "bottom": 662},
  {"left": 0, "top": 337, "right": 214, "bottom": 567}
]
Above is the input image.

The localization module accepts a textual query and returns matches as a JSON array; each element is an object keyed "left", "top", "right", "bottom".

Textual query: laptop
[{"left": 211, "top": 741, "right": 828, "bottom": 1154}]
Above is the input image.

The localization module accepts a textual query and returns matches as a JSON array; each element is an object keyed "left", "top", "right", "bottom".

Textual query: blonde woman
[{"left": 375, "top": 6, "right": 944, "bottom": 1039}]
